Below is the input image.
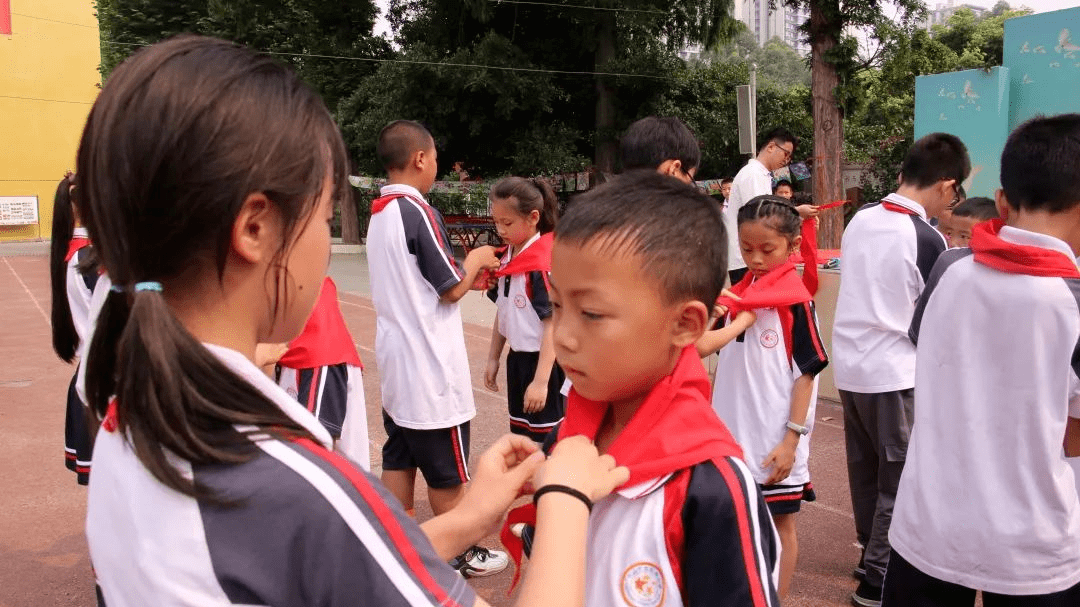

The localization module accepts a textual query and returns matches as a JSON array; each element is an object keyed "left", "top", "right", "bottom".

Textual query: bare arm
[
  {"left": 1066, "top": 417, "right": 1080, "bottom": 458},
  {"left": 484, "top": 312, "right": 507, "bottom": 392},
  {"left": 524, "top": 320, "right": 557, "bottom": 413},
  {"left": 696, "top": 310, "right": 756, "bottom": 358},
  {"left": 441, "top": 246, "right": 499, "bottom": 303},
  {"left": 762, "top": 373, "right": 815, "bottom": 485}
]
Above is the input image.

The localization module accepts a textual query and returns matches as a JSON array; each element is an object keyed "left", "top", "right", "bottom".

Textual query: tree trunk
[
  {"left": 594, "top": 11, "right": 617, "bottom": 173},
  {"left": 809, "top": 0, "right": 844, "bottom": 249},
  {"left": 340, "top": 189, "right": 361, "bottom": 244}
]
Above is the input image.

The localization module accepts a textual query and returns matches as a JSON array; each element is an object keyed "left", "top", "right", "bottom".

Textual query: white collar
[
  {"left": 999, "top": 225, "right": 1078, "bottom": 262},
  {"left": 203, "top": 343, "right": 334, "bottom": 449},
  {"left": 73, "top": 226, "right": 89, "bottom": 238},
  {"left": 615, "top": 473, "right": 674, "bottom": 500},
  {"left": 882, "top": 192, "right": 928, "bottom": 219},
  {"left": 380, "top": 183, "right": 427, "bottom": 203},
  {"left": 747, "top": 158, "right": 771, "bottom": 177}
]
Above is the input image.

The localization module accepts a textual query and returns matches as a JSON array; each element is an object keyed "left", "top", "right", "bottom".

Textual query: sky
[{"left": 371, "top": 0, "right": 1080, "bottom": 39}]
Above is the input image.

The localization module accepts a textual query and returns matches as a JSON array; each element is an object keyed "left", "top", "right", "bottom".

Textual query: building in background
[
  {"left": 738, "top": 0, "right": 811, "bottom": 55},
  {"left": 925, "top": 1, "right": 988, "bottom": 29},
  {"left": 0, "top": 0, "right": 100, "bottom": 242}
]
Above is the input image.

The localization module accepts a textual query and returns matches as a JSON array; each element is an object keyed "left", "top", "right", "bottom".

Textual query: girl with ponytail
[
  {"left": 484, "top": 177, "right": 566, "bottom": 444},
  {"left": 78, "top": 35, "right": 625, "bottom": 605},
  {"left": 48, "top": 172, "right": 99, "bottom": 484}
]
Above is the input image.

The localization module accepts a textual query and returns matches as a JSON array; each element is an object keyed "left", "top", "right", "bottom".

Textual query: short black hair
[
  {"left": 620, "top": 116, "right": 701, "bottom": 173},
  {"left": 555, "top": 170, "right": 725, "bottom": 308},
  {"left": 1001, "top": 114, "right": 1080, "bottom": 213},
  {"left": 377, "top": 120, "right": 434, "bottom": 171},
  {"left": 899, "top": 132, "right": 970, "bottom": 189},
  {"left": 720, "top": 176, "right": 734, "bottom": 185},
  {"left": 757, "top": 127, "right": 797, "bottom": 155},
  {"left": 951, "top": 196, "right": 998, "bottom": 221},
  {"left": 773, "top": 179, "right": 794, "bottom": 193}
]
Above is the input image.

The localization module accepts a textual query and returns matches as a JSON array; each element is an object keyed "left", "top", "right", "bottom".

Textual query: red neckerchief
[
  {"left": 798, "top": 218, "right": 819, "bottom": 295},
  {"left": 65, "top": 237, "right": 90, "bottom": 262},
  {"left": 500, "top": 346, "right": 743, "bottom": 588},
  {"left": 371, "top": 191, "right": 428, "bottom": 214},
  {"left": 277, "top": 277, "right": 363, "bottom": 369},
  {"left": 717, "top": 261, "right": 812, "bottom": 365},
  {"left": 881, "top": 201, "right": 918, "bottom": 215},
  {"left": 970, "top": 219, "right": 1080, "bottom": 278},
  {"left": 494, "top": 232, "right": 553, "bottom": 277}
]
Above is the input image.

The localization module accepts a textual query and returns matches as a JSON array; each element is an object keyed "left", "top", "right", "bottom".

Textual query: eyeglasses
[
  {"left": 948, "top": 181, "right": 965, "bottom": 209},
  {"left": 775, "top": 143, "right": 794, "bottom": 162}
]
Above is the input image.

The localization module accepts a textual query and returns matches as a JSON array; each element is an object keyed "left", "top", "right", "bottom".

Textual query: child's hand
[
  {"left": 484, "top": 358, "right": 500, "bottom": 392},
  {"left": 796, "top": 204, "right": 819, "bottom": 219},
  {"left": 761, "top": 435, "right": 798, "bottom": 485},
  {"left": 523, "top": 379, "right": 547, "bottom": 413},
  {"left": 720, "top": 288, "right": 740, "bottom": 300},
  {"left": 460, "top": 434, "right": 545, "bottom": 534},
  {"left": 711, "top": 304, "right": 728, "bottom": 320},
  {"left": 535, "top": 435, "right": 629, "bottom": 503},
  {"left": 734, "top": 309, "right": 757, "bottom": 328},
  {"left": 466, "top": 245, "right": 501, "bottom": 272},
  {"left": 254, "top": 342, "right": 289, "bottom": 368}
]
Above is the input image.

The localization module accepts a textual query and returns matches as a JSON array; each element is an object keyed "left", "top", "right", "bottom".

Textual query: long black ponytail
[{"left": 49, "top": 175, "right": 79, "bottom": 362}]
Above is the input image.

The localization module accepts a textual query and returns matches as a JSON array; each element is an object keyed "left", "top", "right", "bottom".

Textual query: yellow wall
[{"left": 0, "top": 0, "right": 100, "bottom": 241}]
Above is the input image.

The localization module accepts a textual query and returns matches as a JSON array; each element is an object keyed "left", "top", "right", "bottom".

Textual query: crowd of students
[{"left": 45, "top": 34, "right": 1080, "bottom": 607}]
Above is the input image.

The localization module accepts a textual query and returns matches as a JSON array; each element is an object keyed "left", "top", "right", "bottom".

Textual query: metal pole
[{"left": 750, "top": 62, "right": 758, "bottom": 143}]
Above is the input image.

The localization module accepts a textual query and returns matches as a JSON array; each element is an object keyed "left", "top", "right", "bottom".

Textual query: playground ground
[{"left": 0, "top": 245, "right": 866, "bottom": 607}]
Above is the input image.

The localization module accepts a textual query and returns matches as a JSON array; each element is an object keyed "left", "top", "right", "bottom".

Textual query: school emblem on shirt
[
  {"left": 620, "top": 562, "right": 665, "bottom": 607},
  {"left": 760, "top": 329, "right": 779, "bottom": 349},
  {"left": 514, "top": 294, "right": 528, "bottom": 309}
]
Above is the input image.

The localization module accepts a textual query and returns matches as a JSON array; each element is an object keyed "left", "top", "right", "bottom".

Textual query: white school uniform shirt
[
  {"left": 724, "top": 159, "right": 773, "bottom": 272},
  {"left": 366, "top": 184, "right": 475, "bottom": 430},
  {"left": 66, "top": 227, "right": 94, "bottom": 344},
  {"left": 87, "top": 344, "right": 473, "bottom": 607},
  {"left": 491, "top": 232, "right": 551, "bottom": 352},
  {"left": 75, "top": 272, "right": 112, "bottom": 406},
  {"left": 831, "top": 194, "right": 946, "bottom": 393},
  {"left": 890, "top": 227, "right": 1080, "bottom": 595},
  {"left": 711, "top": 302, "right": 829, "bottom": 486}
]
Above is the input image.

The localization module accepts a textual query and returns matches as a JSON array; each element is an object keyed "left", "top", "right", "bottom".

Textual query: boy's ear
[
  {"left": 412, "top": 149, "right": 427, "bottom": 172},
  {"left": 789, "top": 234, "right": 802, "bottom": 255},
  {"left": 657, "top": 159, "right": 681, "bottom": 178},
  {"left": 231, "top": 192, "right": 280, "bottom": 265},
  {"left": 671, "top": 300, "right": 710, "bottom": 348},
  {"left": 995, "top": 188, "right": 1011, "bottom": 222}
]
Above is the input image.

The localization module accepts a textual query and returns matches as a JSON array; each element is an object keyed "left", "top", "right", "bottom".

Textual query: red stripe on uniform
[
  {"left": 662, "top": 469, "right": 691, "bottom": 598},
  {"left": 715, "top": 461, "right": 769, "bottom": 607},
  {"left": 802, "top": 302, "right": 827, "bottom": 361},
  {"left": 414, "top": 200, "right": 463, "bottom": 281},
  {"left": 763, "top": 492, "right": 804, "bottom": 503},
  {"left": 451, "top": 426, "right": 468, "bottom": 483},
  {"left": 65, "top": 452, "right": 76, "bottom": 461},
  {"left": 293, "top": 438, "right": 464, "bottom": 607}
]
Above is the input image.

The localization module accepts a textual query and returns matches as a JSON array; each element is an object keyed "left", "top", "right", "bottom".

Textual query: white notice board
[{"left": 0, "top": 196, "right": 39, "bottom": 225}]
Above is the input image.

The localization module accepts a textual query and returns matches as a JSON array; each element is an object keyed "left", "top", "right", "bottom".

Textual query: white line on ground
[
  {"left": 805, "top": 500, "right": 855, "bottom": 519},
  {"left": 4, "top": 257, "right": 49, "bottom": 326}
]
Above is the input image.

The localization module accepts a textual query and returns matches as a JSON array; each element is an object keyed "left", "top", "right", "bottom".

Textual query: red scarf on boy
[
  {"left": 277, "top": 277, "right": 363, "bottom": 369},
  {"left": 717, "top": 261, "right": 813, "bottom": 364},
  {"left": 500, "top": 345, "right": 743, "bottom": 587},
  {"left": 969, "top": 219, "right": 1080, "bottom": 278},
  {"left": 65, "top": 236, "right": 90, "bottom": 262}
]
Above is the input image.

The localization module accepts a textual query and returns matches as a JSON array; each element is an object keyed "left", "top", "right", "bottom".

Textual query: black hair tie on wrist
[{"left": 533, "top": 484, "right": 593, "bottom": 513}]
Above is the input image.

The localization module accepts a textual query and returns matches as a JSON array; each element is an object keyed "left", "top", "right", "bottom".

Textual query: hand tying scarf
[
  {"left": 969, "top": 219, "right": 1080, "bottom": 278},
  {"left": 716, "top": 261, "right": 813, "bottom": 364},
  {"left": 500, "top": 346, "right": 743, "bottom": 588}
]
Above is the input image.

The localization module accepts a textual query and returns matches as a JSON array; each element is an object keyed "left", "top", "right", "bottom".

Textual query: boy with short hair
[
  {"left": 512, "top": 170, "right": 781, "bottom": 606},
  {"left": 773, "top": 179, "right": 794, "bottom": 200},
  {"left": 619, "top": 116, "right": 701, "bottom": 184},
  {"left": 832, "top": 132, "right": 970, "bottom": 607},
  {"left": 365, "top": 119, "right": 507, "bottom": 576},
  {"left": 884, "top": 114, "right": 1080, "bottom": 606},
  {"left": 946, "top": 195, "right": 998, "bottom": 248}
]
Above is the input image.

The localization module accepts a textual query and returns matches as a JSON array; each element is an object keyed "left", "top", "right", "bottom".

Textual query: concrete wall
[{"left": 0, "top": 0, "right": 100, "bottom": 242}]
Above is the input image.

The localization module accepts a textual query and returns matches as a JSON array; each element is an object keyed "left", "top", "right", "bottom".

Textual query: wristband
[
  {"left": 533, "top": 484, "right": 593, "bottom": 513},
  {"left": 786, "top": 420, "right": 810, "bottom": 436}
]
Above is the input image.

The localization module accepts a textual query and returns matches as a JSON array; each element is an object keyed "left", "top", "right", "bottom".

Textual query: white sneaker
[{"left": 452, "top": 545, "right": 509, "bottom": 578}]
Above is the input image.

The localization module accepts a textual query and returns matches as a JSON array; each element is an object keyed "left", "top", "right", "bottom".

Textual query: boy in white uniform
[
  {"left": 832, "top": 132, "right": 969, "bottom": 607},
  {"left": 365, "top": 120, "right": 506, "bottom": 576},
  {"left": 885, "top": 114, "right": 1080, "bottom": 606}
]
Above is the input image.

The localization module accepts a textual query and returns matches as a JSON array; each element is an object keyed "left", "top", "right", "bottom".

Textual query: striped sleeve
[
  {"left": 195, "top": 438, "right": 474, "bottom": 607},
  {"left": 399, "top": 198, "right": 465, "bottom": 295},
  {"left": 681, "top": 458, "right": 780, "bottom": 607},
  {"left": 790, "top": 301, "right": 828, "bottom": 376},
  {"left": 527, "top": 271, "right": 553, "bottom": 320}
]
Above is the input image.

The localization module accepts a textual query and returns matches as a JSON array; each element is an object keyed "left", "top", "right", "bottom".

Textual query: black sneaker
[
  {"left": 452, "top": 545, "right": 509, "bottom": 578},
  {"left": 851, "top": 580, "right": 882, "bottom": 607}
]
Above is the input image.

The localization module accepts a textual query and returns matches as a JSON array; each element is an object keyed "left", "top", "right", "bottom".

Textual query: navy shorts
[
  {"left": 381, "top": 411, "right": 470, "bottom": 489},
  {"left": 64, "top": 370, "right": 92, "bottom": 486}
]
